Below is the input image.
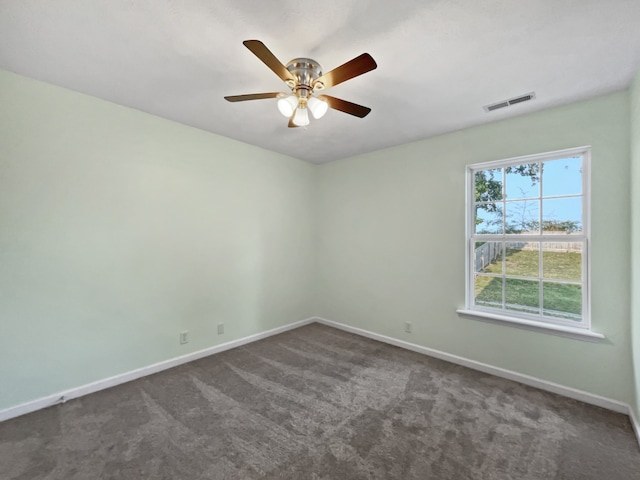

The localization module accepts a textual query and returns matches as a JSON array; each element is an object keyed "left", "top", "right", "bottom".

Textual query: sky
[{"left": 476, "top": 156, "right": 582, "bottom": 234}]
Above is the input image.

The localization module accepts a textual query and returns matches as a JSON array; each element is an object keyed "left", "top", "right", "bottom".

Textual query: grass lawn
[{"left": 475, "top": 247, "right": 582, "bottom": 320}]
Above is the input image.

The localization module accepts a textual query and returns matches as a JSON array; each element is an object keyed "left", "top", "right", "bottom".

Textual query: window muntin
[{"left": 467, "top": 148, "right": 590, "bottom": 330}]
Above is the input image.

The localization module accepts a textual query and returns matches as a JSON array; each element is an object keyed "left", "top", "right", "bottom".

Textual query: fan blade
[
  {"left": 313, "top": 53, "right": 377, "bottom": 90},
  {"left": 319, "top": 95, "right": 371, "bottom": 118},
  {"left": 288, "top": 112, "right": 299, "bottom": 128},
  {"left": 224, "top": 92, "right": 281, "bottom": 102},
  {"left": 243, "top": 40, "right": 294, "bottom": 83}
]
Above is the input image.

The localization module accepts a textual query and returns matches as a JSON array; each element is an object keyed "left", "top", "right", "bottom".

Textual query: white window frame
[{"left": 457, "top": 146, "right": 603, "bottom": 340}]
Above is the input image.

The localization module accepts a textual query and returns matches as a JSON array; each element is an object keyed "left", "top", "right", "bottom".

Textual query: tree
[
  {"left": 475, "top": 164, "right": 540, "bottom": 230},
  {"left": 474, "top": 170, "right": 503, "bottom": 208}
]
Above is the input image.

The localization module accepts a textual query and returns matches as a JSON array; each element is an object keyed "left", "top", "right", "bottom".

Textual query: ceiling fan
[{"left": 224, "top": 40, "right": 377, "bottom": 128}]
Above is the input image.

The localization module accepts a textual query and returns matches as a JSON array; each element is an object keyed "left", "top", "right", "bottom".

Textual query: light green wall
[
  {"left": 1, "top": 66, "right": 637, "bottom": 414},
  {"left": 0, "top": 70, "right": 316, "bottom": 410},
  {"left": 317, "top": 91, "right": 634, "bottom": 404},
  {"left": 631, "top": 68, "right": 640, "bottom": 418}
]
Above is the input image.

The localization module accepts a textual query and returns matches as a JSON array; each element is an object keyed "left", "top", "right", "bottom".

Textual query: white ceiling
[{"left": 1, "top": 1, "right": 639, "bottom": 164}]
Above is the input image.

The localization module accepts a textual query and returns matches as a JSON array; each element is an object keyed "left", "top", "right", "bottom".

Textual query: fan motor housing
[{"left": 286, "top": 58, "right": 322, "bottom": 93}]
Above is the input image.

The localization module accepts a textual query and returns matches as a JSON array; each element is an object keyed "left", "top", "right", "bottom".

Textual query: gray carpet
[{"left": 1, "top": 323, "right": 639, "bottom": 479}]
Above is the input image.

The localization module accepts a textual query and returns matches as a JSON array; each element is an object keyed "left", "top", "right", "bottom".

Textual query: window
[{"left": 460, "top": 147, "right": 599, "bottom": 338}]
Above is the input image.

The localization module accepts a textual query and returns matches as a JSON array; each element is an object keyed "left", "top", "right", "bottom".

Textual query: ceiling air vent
[
  {"left": 486, "top": 101, "right": 509, "bottom": 112},
  {"left": 484, "top": 92, "right": 536, "bottom": 112}
]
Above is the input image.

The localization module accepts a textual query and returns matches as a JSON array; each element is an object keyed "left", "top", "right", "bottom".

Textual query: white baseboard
[
  {"left": 630, "top": 407, "right": 640, "bottom": 449},
  {"left": 314, "top": 317, "right": 631, "bottom": 414},
  {"left": 0, "top": 317, "right": 315, "bottom": 423}
]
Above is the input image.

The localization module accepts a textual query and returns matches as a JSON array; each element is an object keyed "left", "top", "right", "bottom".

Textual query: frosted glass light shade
[
  {"left": 277, "top": 95, "right": 298, "bottom": 117},
  {"left": 307, "top": 96, "right": 328, "bottom": 119},
  {"left": 292, "top": 107, "right": 310, "bottom": 126}
]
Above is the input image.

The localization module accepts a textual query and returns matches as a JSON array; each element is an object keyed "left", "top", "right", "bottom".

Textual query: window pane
[
  {"left": 474, "top": 242, "right": 503, "bottom": 274},
  {"left": 542, "top": 242, "right": 582, "bottom": 282},
  {"left": 543, "top": 282, "right": 582, "bottom": 321},
  {"left": 505, "top": 242, "right": 539, "bottom": 278},
  {"left": 505, "top": 278, "right": 540, "bottom": 314},
  {"left": 475, "top": 204, "right": 503, "bottom": 234},
  {"left": 542, "top": 157, "right": 582, "bottom": 197},
  {"left": 505, "top": 200, "right": 540, "bottom": 234},
  {"left": 475, "top": 169, "right": 503, "bottom": 204},
  {"left": 542, "top": 197, "right": 582, "bottom": 233},
  {"left": 505, "top": 163, "right": 540, "bottom": 200},
  {"left": 475, "top": 275, "right": 502, "bottom": 308}
]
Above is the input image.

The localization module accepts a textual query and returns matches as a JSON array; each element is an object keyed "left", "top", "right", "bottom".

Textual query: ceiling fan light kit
[
  {"left": 277, "top": 94, "right": 298, "bottom": 117},
  {"left": 307, "top": 96, "right": 329, "bottom": 119},
  {"left": 293, "top": 105, "right": 310, "bottom": 126},
  {"left": 225, "top": 40, "right": 377, "bottom": 128}
]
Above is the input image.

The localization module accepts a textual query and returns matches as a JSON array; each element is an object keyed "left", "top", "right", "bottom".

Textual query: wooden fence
[
  {"left": 474, "top": 242, "right": 503, "bottom": 272},
  {"left": 474, "top": 236, "right": 582, "bottom": 272}
]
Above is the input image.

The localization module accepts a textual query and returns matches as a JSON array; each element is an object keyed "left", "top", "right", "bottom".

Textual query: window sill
[{"left": 456, "top": 309, "right": 605, "bottom": 342}]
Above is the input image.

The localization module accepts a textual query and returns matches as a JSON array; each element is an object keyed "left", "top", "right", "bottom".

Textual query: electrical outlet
[
  {"left": 404, "top": 321, "right": 412, "bottom": 333},
  {"left": 217, "top": 323, "right": 224, "bottom": 335},
  {"left": 179, "top": 331, "right": 189, "bottom": 344}
]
